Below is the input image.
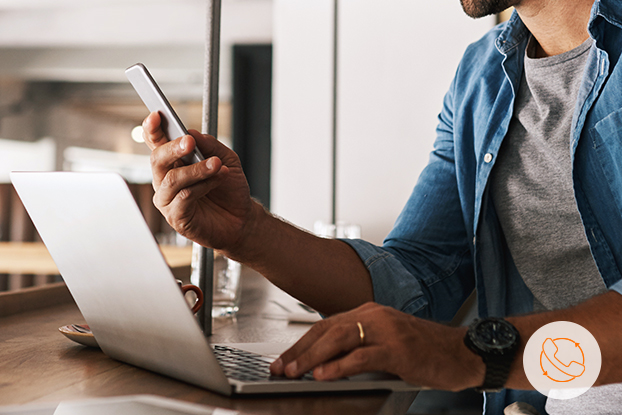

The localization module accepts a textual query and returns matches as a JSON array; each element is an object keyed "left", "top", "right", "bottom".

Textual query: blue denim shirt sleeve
[
  {"left": 340, "top": 238, "right": 429, "bottom": 317},
  {"left": 609, "top": 279, "right": 622, "bottom": 296}
]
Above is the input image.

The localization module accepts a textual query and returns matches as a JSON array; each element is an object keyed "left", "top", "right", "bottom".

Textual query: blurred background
[
  {"left": 0, "top": 0, "right": 499, "bottom": 244},
  {"left": 0, "top": 2, "right": 508, "bottom": 412},
  {"left": 0, "top": 0, "right": 269, "bottom": 181}
]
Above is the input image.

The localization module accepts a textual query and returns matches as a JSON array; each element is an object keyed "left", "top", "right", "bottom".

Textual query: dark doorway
[{"left": 232, "top": 44, "right": 272, "bottom": 209}]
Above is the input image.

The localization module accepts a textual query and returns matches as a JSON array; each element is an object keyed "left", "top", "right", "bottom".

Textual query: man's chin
[{"left": 459, "top": 0, "right": 516, "bottom": 19}]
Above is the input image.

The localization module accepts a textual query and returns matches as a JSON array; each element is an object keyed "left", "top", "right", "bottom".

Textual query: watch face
[{"left": 471, "top": 318, "right": 518, "bottom": 353}]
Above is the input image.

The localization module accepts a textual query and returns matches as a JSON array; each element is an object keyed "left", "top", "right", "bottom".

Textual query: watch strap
[{"left": 477, "top": 354, "right": 514, "bottom": 392}]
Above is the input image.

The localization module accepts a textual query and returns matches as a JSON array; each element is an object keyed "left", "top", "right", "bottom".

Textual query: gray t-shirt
[
  {"left": 490, "top": 36, "right": 621, "bottom": 413},
  {"left": 490, "top": 36, "right": 604, "bottom": 312}
]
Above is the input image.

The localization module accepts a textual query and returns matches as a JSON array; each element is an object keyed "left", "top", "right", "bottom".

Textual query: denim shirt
[{"left": 342, "top": 1, "right": 622, "bottom": 413}]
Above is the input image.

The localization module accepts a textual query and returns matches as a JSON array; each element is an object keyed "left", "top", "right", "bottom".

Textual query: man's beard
[{"left": 459, "top": 0, "right": 518, "bottom": 18}]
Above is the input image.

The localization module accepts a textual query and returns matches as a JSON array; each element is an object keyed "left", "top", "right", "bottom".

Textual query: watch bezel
[{"left": 466, "top": 317, "right": 520, "bottom": 355}]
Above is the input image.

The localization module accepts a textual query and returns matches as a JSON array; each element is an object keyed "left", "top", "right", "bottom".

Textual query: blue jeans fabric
[{"left": 342, "top": 1, "right": 622, "bottom": 413}]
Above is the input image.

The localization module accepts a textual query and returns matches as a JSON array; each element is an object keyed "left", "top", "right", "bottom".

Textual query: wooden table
[
  {"left": 0, "top": 242, "right": 192, "bottom": 276},
  {"left": 0, "top": 242, "right": 193, "bottom": 316},
  {"left": 0, "top": 242, "right": 193, "bottom": 293},
  {"left": 0, "top": 268, "right": 418, "bottom": 414}
]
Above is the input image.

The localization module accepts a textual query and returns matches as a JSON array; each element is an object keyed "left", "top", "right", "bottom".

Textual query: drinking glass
[{"left": 211, "top": 253, "right": 242, "bottom": 317}]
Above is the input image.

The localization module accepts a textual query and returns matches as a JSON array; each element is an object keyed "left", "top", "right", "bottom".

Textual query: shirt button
[{"left": 484, "top": 153, "right": 493, "bottom": 163}]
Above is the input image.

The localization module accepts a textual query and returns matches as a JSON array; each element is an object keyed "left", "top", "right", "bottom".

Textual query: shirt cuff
[
  {"left": 340, "top": 238, "right": 429, "bottom": 317},
  {"left": 609, "top": 279, "right": 622, "bottom": 296}
]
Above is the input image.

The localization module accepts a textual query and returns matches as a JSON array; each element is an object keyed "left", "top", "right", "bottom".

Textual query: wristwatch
[{"left": 463, "top": 317, "right": 520, "bottom": 392}]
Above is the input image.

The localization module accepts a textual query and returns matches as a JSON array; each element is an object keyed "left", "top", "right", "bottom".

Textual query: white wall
[
  {"left": 336, "top": 1, "right": 494, "bottom": 244},
  {"left": 271, "top": 0, "right": 335, "bottom": 230},
  {"left": 272, "top": 0, "right": 494, "bottom": 244}
]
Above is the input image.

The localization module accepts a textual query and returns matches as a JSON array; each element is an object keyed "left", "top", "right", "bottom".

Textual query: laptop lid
[
  {"left": 11, "top": 171, "right": 231, "bottom": 395},
  {"left": 11, "top": 171, "right": 417, "bottom": 396}
]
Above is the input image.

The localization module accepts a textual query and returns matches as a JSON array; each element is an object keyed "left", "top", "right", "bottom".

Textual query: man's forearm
[
  {"left": 223, "top": 201, "right": 374, "bottom": 316},
  {"left": 439, "top": 290, "right": 622, "bottom": 392},
  {"left": 504, "top": 290, "right": 622, "bottom": 390}
]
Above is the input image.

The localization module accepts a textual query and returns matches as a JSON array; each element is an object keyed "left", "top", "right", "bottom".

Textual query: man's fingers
[
  {"left": 273, "top": 319, "right": 365, "bottom": 378},
  {"left": 150, "top": 135, "right": 198, "bottom": 189},
  {"left": 313, "top": 346, "right": 386, "bottom": 381},
  {"left": 153, "top": 156, "right": 224, "bottom": 209},
  {"left": 286, "top": 322, "right": 363, "bottom": 378},
  {"left": 270, "top": 319, "right": 334, "bottom": 376},
  {"left": 142, "top": 112, "right": 168, "bottom": 150},
  {"left": 187, "top": 129, "right": 231, "bottom": 163},
  {"left": 143, "top": 111, "right": 236, "bottom": 193}
]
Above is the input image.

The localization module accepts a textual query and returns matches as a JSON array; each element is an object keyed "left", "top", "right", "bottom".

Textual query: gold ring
[{"left": 357, "top": 322, "right": 365, "bottom": 347}]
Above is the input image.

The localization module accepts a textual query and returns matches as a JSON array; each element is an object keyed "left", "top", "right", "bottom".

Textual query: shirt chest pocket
[{"left": 588, "top": 108, "right": 622, "bottom": 209}]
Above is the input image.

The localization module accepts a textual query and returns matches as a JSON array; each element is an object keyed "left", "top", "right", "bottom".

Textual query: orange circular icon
[
  {"left": 540, "top": 337, "right": 585, "bottom": 382},
  {"left": 524, "top": 321, "right": 600, "bottom": 399}
]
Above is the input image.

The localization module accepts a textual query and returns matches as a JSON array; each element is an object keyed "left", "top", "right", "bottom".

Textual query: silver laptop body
[{"left": 11, "top": 171, "right": 417, "bottom": 395}]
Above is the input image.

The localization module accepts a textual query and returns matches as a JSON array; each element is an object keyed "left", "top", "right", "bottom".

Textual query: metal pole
[
  {"left": 203, "top": 0, "right": 221, "bottom": 136},
  {"left": 193, "top": 0, "right": 222, "bottom": 336},
  {"left": 330, "top": 0, "right": 339, "bottom": 225}
]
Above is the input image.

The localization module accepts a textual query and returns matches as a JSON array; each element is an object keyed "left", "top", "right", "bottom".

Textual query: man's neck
[{"left": 515, "top": 0, "right": 593, "bottom": 57}]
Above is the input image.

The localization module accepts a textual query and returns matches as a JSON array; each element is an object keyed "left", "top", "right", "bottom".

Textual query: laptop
[{"left": 11, "top": 171, "right": 418, "bottom": 396}]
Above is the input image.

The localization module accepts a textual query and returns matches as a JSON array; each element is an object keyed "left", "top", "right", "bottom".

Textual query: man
[{"left": 143, "top": 0, "right": 622, "bottom": 413}]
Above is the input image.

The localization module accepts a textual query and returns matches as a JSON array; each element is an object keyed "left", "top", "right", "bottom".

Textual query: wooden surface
[
  {"left": 0, "top": 268, "right": 418, "bottom": 414},
  {"left": 0, "top": 242, "right": 192, "bottom": 275},
  {"left": 0, "top": 282, "right": 72, "bottom": 317}
]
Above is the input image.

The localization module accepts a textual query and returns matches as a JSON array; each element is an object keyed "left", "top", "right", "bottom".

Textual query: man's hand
[
  {"left": 143, "top": 111, "right": 257, "bottom": 251},
  {"left": 269, "top": 302, "right": 485, "bottom": 391},
  {"left": 142, "top": 111, "right": 373, "bottom": 315}
]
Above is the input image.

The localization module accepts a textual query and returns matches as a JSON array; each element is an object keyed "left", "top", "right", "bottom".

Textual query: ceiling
[
  {"left": 0, "top": 0, "right": 273, "bottom": 100},
  {"left": 0, "top": 0, "right": 175, "bottom": 9}
]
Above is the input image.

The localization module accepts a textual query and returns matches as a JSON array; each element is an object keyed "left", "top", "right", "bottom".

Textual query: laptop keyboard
[{"left": 212, "top": 345, "right": 315, "bottom": 382}]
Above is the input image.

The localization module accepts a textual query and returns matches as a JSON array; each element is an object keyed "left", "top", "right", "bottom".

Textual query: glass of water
[{"left": 212, "top": 253, "right": 242, "bottom": 317}]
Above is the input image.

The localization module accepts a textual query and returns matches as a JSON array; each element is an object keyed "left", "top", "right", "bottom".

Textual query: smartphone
[{"left": 125, "top": 63, "right": 205, "bottom": 165}]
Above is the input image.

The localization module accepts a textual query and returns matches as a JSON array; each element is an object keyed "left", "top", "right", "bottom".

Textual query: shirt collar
[
  {"left": 590, "top": 0, "right": 622, "bottom": 32},
  {"left": 494, "top": 9, "right": 530, "bottom": 55},
  {"left": 496, "top": 0, "right": 622, "bottom": 55}
]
